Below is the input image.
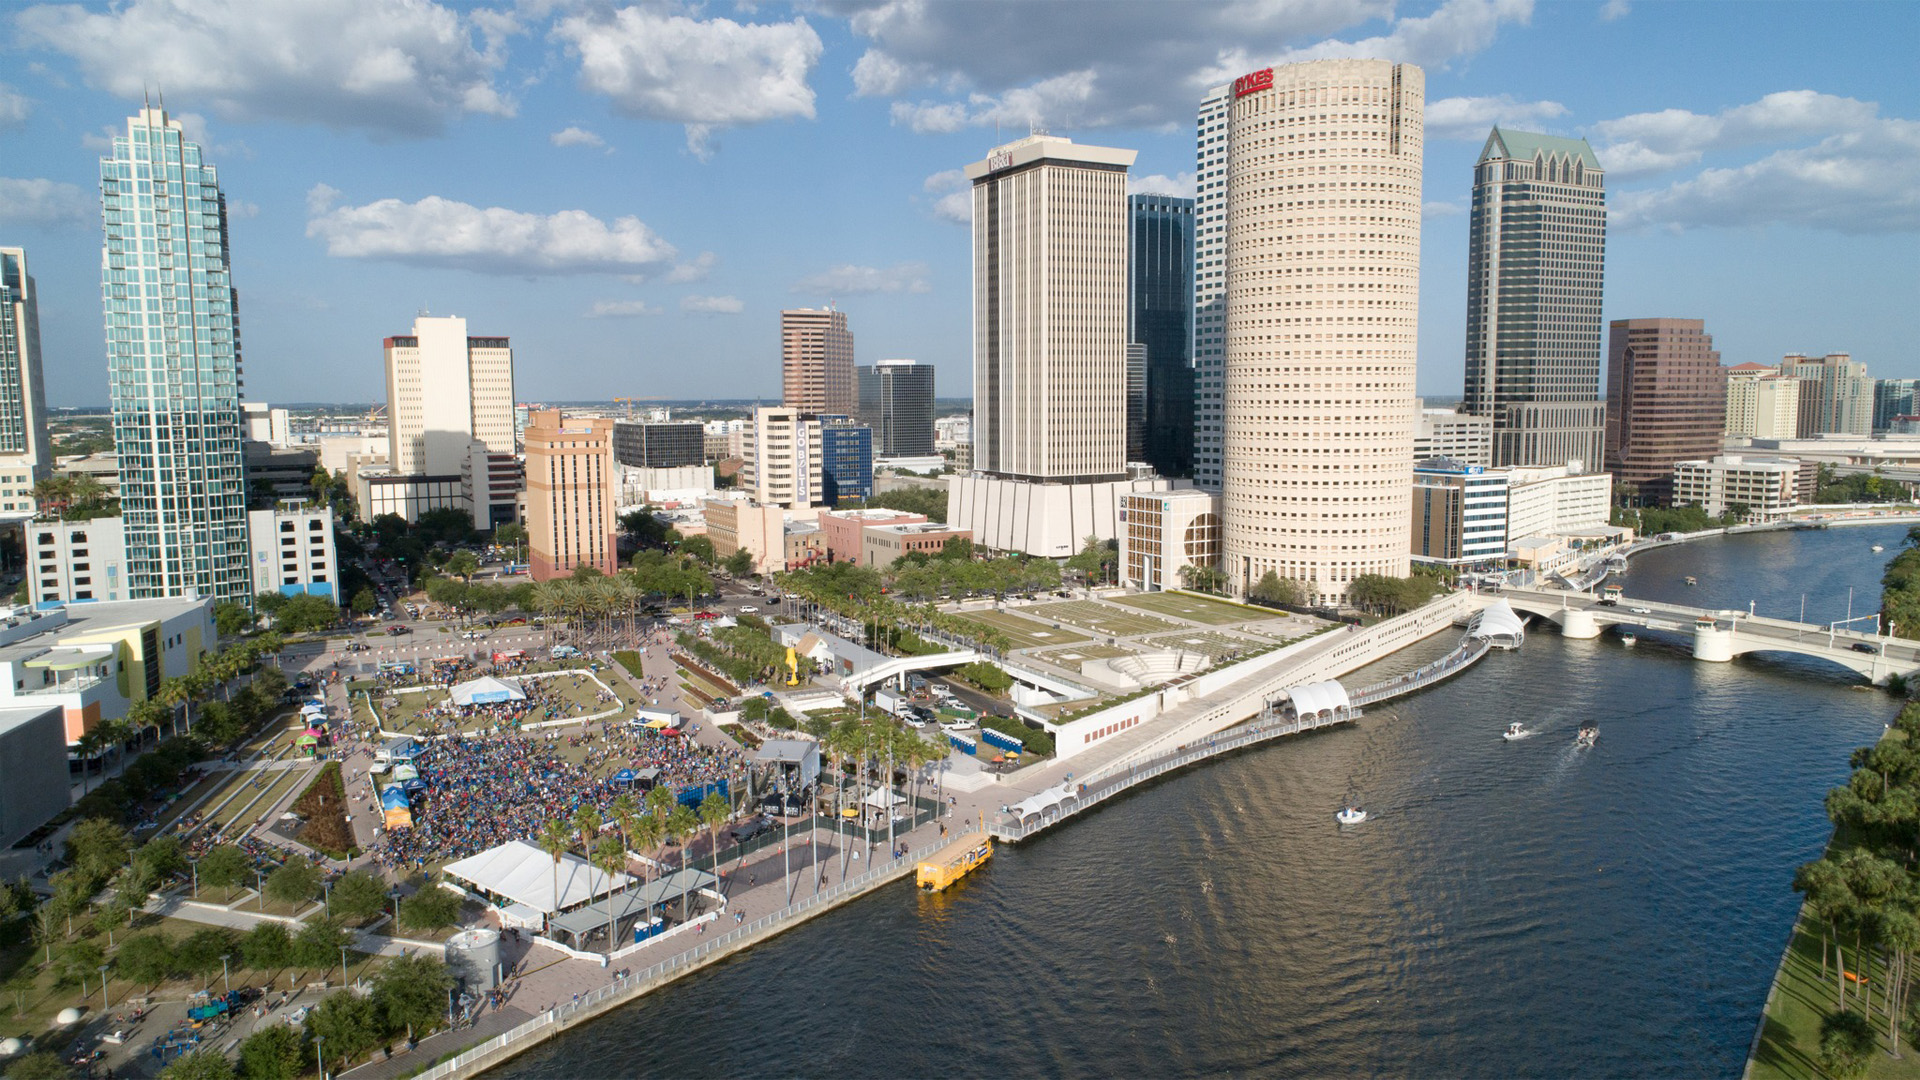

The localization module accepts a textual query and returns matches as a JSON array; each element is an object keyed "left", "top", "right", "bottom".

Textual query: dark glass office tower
[{"left": 1129, "top": 194, "right": 1194, "bottom": 477}]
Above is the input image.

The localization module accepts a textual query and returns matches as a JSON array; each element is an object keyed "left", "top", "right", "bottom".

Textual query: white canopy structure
[
  {"left": 442, "top": 839, "right": 633, "bottom": 917},
  {"left": 862, "top": 786, "right": 906, "bottom": 809},
  {"left": 449, "top": 676, "right": 527, "bottom": 706},
  {"left": 1469, "top": 600, "right": 1527, "bottom": 649},
  {"left": 1284, "top": 681, "right": 1352, "bottom": 722},
  {"left": 1008, "top": 782, "right": 1082, "bottom": 824}
]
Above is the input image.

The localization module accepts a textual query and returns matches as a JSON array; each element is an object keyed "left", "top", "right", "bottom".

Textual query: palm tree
[
  {"left": 665, "top": 805, "right": 699, "bottom": 920},
  {"left": 630, "top": 812, "right": 665, "bottom": 895},
  {"left": 157, "top": 677, "right": 194, "bottom": 737},
  {"left": 610, "top": 793, "right": 639, "bottom": 854},
  {"left": 538, "top": 820, "right": 572, "bottom": 934},
  {"left": 698, "top": 790, "right": 730, "bottom": 881},
  {"left": 572, "top": 806, "right": 604, "bottom": 907},
  {"left": 590, "top": 835, "right": 627, "bottom": 950}
]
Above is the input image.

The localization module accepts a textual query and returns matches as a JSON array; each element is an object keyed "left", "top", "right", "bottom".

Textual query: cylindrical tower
[{"left": 1221, "top": 59, "right": 1423, "bottom": 606}]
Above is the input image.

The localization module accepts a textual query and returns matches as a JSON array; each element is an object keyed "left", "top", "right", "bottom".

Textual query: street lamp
[
  {"left": 221, "top": 953, "right": 232, "bottom": 994},
  {"left": 98, "top": 964, "right": 110, "bottom": 1009},
  {"left": 316, "top": 1035, "right": 326, "bottom": 1080},
  {"left": 339, "top": 944, "right": 350, "bottom": 985},
  {"left": 323, "top": 877, "right": 332, "bottom": 917}
]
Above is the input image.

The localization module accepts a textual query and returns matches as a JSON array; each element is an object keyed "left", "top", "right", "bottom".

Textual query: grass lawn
[
  {"left": 1139, "top": 630, "right": 1269, "bottom": 661},
  {"left": 1033, "top": 643, "right": 1137, "bottom": 672},
  {"left": 199, "top": 766, "right": 311, "bottom": 833},
  {"left": 1111, "top": 591, "right": 1278, "bottom": 626},
  {"left": 950, "top": 610, "right": 1091, "bottom": 650},
  {"left": 1023, "top": 600, "right": 1184, "bottom": 637},
  {"left": 1749, "top": 911, "right": 1920, "bottom": 1080}
]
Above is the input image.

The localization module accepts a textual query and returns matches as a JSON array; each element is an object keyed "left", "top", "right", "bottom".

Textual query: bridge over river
[{"left": 1493, "top": 585, "right": 1920, "bottom": 683}]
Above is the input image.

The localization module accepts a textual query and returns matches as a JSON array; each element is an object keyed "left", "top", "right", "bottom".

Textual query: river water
[{"left": 496, "top": 524, "right": 1905, "bottom": 1079}]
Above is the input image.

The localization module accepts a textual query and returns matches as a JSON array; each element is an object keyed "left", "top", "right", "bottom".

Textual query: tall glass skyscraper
[
  {"left": 101, "top": 105, "right": 252, "bottom": 604},
  {"left": 1462, "top": 128, "right": 1608, "bottom": 470},
  {"left": 1128, "top": 194, "right": 1193, "bottom": 477},
  {"left": 0, "top": 248, "right": 50, "bottom": 515},
  {"left": 1191, "top": 85, "right": 1231, "bottom": 491},
  {"left": 856, "top": 359, "right": 935, "bottom": 457}
]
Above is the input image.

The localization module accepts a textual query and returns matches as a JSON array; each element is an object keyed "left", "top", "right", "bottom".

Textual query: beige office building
[
  {"left": 1780, "top": 352, "right": 1873, "bottom": 437},
  {"left": 781, "top": 308, "right": 855, "bottom": 416},
  {"left": 384, "top": 316, "right": 515, "bottom": 473},
  {"left": 524, "top": 410, "right": 618, "bottom": 581},
  {"left": 1220, "top": 58, "right": 1424, "bottom": 605},
  {"left": 742, "top": 406, "right": 824, "bottom": 509},
  {"left": 1724, "top": 363, "right": 1801, "bottom": 440}
]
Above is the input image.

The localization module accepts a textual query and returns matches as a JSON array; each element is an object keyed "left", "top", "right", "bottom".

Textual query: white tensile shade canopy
[{"left": 442, "top": 839, "right": 633, "bottom": 916}]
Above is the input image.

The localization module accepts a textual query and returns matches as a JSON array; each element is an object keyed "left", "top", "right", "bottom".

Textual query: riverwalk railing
[
  {"left": 1348, "top": 636, "right": 1492, "bottom": 708},
  {"left": 376, "top": 830, "right": 960, "bottom": 1080}
]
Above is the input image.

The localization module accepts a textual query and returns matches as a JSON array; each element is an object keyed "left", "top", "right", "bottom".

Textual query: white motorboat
[
  {"left": 1576, "top": 725, "right": 1599, "bottom": 747},
  {"left": 1502, "top": 722, "right": 1532, "bottom": 741},
  {"left": 1620, "top": 632, "right": 1638, "bottom": 647},
  {"left": 1873, "top": 544, "right": 1886, "bottom": 553},
  {"left": 1336, "top": 806, "right": 1368, "bottom": 825}
]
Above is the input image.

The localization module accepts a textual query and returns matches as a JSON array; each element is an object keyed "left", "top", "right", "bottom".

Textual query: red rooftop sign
[{"left": 1234, "top": 67, "right": 1274, "bottom": 98}]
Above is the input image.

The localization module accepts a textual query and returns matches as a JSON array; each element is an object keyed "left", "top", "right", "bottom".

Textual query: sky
[{"left": 3, "top": 0, "right": 1916, "bottom": 410}]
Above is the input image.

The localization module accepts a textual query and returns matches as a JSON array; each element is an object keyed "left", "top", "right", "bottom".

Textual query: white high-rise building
[
  {"left": 1192, "top": 85, "right": 1232, "bottom": 491},
  {"left": 0, "top": 249, "right": 49, "bottom": 516},
  {"left": 1221, "top": 59, "right": 1424, "bottom": 605},
  {"left": 742, "top": 406, "right": 823, "bottom": 509},
  {"left": 384, "top": 316, "right": 514, "bottom": 475},
  {"left": 966, "top": 134, "right": 1135, "bottom": 484}
]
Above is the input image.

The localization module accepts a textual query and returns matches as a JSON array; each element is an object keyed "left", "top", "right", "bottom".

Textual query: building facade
[
  {"left": 1671, "top": 455, "right": 1810, "bottom": 522},
  {"left": 856, "top": 360, "right": 935, "bottom": 457},
  {"left": 1780, "top": 353, "right": 1873, "bottom": 437},
  {"left": 817, "top": 508, "right": 927, "bottom": 565},
  {"left": 1119, "top": 489, "right": 1221, "bottom": 592},
  {"left": 781, "top": 308, "right": 855, "bottom": 416},
  {"left": 1128, "top": 194, "right": 1194, "bottom": 477},
  {"left": 819, "top": 416, "right": 874, "bottom": 505},
  {"left": 28, "top": 517, "right": 129, "bottom": 605},
  {"left": 383, "top": 315, "right": 517, "bottom": 527},
  {"left": 1192, "top": 84, "right": 1232, "bottom": 491},
  {"left": 246, "top": 499, "right": 338, "bottom": 599},
  {"left": 1411, "top": 459, "right": 1509, "bottom": 566},
  {"left": 1462, "top": 128, "right": 1608, "bottom": 471},
  {"left": 612, "top": 421, "right": 704, "bottom": 469},
  {"left": 1413, "top": 402, "right": 1494, "bottom": 467},
  {"left": 0, "top": 597, "right": 212, "bottom": 743},
  {"left": 1220, "top": 59, "right": 1424, "bottom": 605},
  {"left": 1604, "top": 318, "right": 1726, "bottom": 504},
  {"left": 101, "top": 106, "right": 251, "bottom": 605},
  {"left": 1503, "top": 464, "right": 1614, "bottom": 541},
  {"left": 742, "top": 407, "right": 823, "bottom": 509},
  {"left": 1124, "top": 343, "right": 1148, "bottom": 463},
  {"left": 1724, "top": 363, "right": 1801, "bottom": 440},
  {"left": 524, "top": 410, "right": 618, "bottom": 581},
  {"left": 1874, "top": 379, "right": 1920, "bottom": 434},
  {"left": 861, "top": 522, "right": 972, "bottom": 569},
  {"left": 967, "top": 134, "right": 1135, "bottom": 484},
  {"left": 0, "top": 249, "right": 49, "bottom": 516}
]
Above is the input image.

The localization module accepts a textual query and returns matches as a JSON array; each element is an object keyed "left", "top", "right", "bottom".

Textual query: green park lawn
[
  {"left": 1111, "top": 590, "right": 1278, "bottom": 626},
  {"left": 1023, "top": 600, "right": 1184, "bottom": 637},
  {"left": 1749, "top": 911, "right": 1920, "bottom": 1080},
  {"left": 950, "top": 610, "right": 1091, "bottom": 650}
]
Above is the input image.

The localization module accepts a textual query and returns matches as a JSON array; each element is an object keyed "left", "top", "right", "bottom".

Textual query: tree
[
  {"left": 372, "top": 953, "right": 455, "bottom": 1041},
  {"left": 264, "top": 857, "right": 322, "bottom": 908},
  {"left": 330, "top": 870, "right": 388, "bottom": 924},
  {"left": 1065, "top": 536, "right": 1116, "bottom": 586},
  {"left": 55, "top": 938, "right": 105, "bottom": 988},
  {"left": 214, "top": 602, "right": 256, "bottom": 637},
  {"left": 66, "top": 817, "right": 132, "bottom": 887},
  {"left": 306, "top": 989, "right": 382, "bottom": 1070},
  {"left": 238, "top": 1023, "right": 308, "bottom": 1080},
  {"left": 680, "top": 534, "right": 717, "bottom": 566},
  {"left": 699, "top": 789, "right": 730, "bottom": 880},
  {"left": 723, "top": 548, "right": 755, "bottom": 577},
  {"left": 292, "top": 918, "right": 351, "bottom": 973},
  {"left": 253, "top": 591, "right": 290, "bottom": 618},
  {"left": 864, "top": 486, "right": 947, "bottom": 523},
  {"left": 9, "top": 1052, "right": 75, "bottom": 1079},
  {"left": 1818, "top": 1009, "right": 1876, "bottom": 1080},
  {"left": 240, "top": 922, "right": 293, "bottom": 972},
  {"left": 445, "top": 549, "right": 481, "bottom": 582},
  {"left": 1248, "top": 570, "right": 1303, "bottom": 609},
  {"left": 179, "top": 928, "right": 235, "bottom": 982},
  {"left": 591, "top": 835, "right": 628, "bottom": 948},
  {"left": 399, "top": 884, "right": 464, "bottom": 934},
  {"left": 115, "top": 932, "right": 177, "bottom": 987},
  {"left": 161, "top": 1049, "right": 237, "bottom": 1080},
  {"left": 538, "top": 819, "right": 573, "bottom": 933},
  {"left": 496, "top": 521, "right": 529, "bottom": 561},
  {"left": 350, "top": 588, "right": 378, "bottom": 617},
  {"left": 198, "top": 845, "right": 250, "bottom": 891},
  {"left": 939, "top": 535, "right": 974, "bottom": 561},
  {"left": 666, "top": 805, "right": 700, "bottom": 918},
  {"left": 272, "top": 593, "right": 342, "bottom": 633}
]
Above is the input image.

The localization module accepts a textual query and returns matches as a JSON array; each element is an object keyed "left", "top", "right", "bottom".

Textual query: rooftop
[{"left": 1482, "top": 127, "right": 1602, "bottom": 171}]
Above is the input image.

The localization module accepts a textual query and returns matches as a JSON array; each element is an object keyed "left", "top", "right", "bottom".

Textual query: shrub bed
[
  {"left": 978, "top": 713, "right": 1054, "bottom": 757},
  {"left": 956, "top": 661, "right": 1013, "bottom": 693},
  {"left": 293, "top": 761, "right": 359, "bottom": 858}
]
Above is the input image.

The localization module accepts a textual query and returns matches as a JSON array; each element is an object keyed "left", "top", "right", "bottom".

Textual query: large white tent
[
  {"left": 449, "top": 676, "right": 527, "bottom": 707},
  {"left": 442, "top": 839, "right": 633, "bottom": 916}
]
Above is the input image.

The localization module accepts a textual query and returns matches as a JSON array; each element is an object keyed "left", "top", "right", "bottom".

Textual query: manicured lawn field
[
  {"left": 950, "top": 610, "right": 1091, "bottom": 650},
  {"left": 1023, "top": 600, "right": 1184, "bottom": 637},
  {"left": 1111, "top": 591, "right": 1277, "bottom": 626},
  {"left": 1749, "top": 911, "right": 1920, "bottom": 1080},
  {"left": 1140, "top": 630, "right": 1269, "bottom": 661}
]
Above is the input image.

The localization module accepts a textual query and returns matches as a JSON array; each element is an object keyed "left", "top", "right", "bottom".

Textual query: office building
[
  {"left": 1220, "top": 59, "right": 1424, "bottom": 605},
  {"left": 0, "top": 703, "right": 71, "bottom": 847},
  {"left": 241, "top": 402, "right": 291, "bottom": 447},
  {"left": 1411, "top": 459, "right": 1509, "bottom": 567},
  {"left": 381, "top": 315, "right": 517, "bottom": 528},
  {"left": 612, "top": 421, "right": 704, "bottom": 469},
  {"left": 954, "top": 133, "right": 1169, "bottom": 557},
  {"left": 1671, "top": 455, "right": 1813, "bottom": 522},
  {"left": 27, "top": 517, "right": 128, "bottom": 605},
  {"left": 1413, "top": 402, "right": 1494, "bottom": 467},
  {"left": 1119, "top": 489, "right": 1221, "bottom": 592},
  {"left": 819, "top": 416, "right": 873, "bottom": 505},
  {"left": 1780, "top": 353, "right": 1873, "bottom": 437},
  {"left": 857, "top": 360, "right": 936, "bottom": 457},
  {"left": 524, "top": 410, "right": 618, "bottom": 581},
  {"left": 101, "top": 105, "right": 251, "bottom": 605},
  {"left": 1724, "top": 363, "right": 1801, "bottom": 440},
  {"left": 1503, "top": 463, "right": 1614, "bottom": 541},
  {"left": 781, "top": 308, "right": 855, "bottom": 415},
  {"left": 1875, "top": 379, "right": 1920, "bottom": 433},
  {"left": 1125, "top": 343, "right": 1148, "bottom": 463},
  {"left": 1129, "top": 194, "right": 1195, "bottom": 477},
  {"left": 1192, "top": 84, "right": 1232, "bottom": 491},
  {"left": 1462, "top": 128, "right": 1608, "bottom": 470},
  {"left": 0, "top": 596, "right": 213, "bottom": 743},
  {"left": 817, "top": 508, "right": 927, "bottom": 564},
  {"left": 861, "top": 522, "right": 972, "bottom": 569},
  {"left": 0, "top": 249, "right": 49, "bottom": 516},
  {"left": 702, "top": 498, "right": 823, "bottom": 574},
  {"left": 742, "top": 407, "right": 823, "bottom": 509},
  {"left": 246, "top": 498, "right": 338, "bottom": 599},
  {"left": 1604, "top": 318, "right": 1726, "bottom": 504}
]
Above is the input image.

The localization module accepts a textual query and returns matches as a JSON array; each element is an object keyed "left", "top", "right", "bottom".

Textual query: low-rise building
[
  {"left": 1119, "top": 490, "right": 1221, "bottom": 592},
  {"left": 1670, "top": 454, "right": 1812, "bottom": 522},
  {"left": 247, "top": 499, "right": 338, "bottom": 599},
  {"left": 704, "top": 499, "right": 823, "bottom": 574},
  {"left": 28, "top": 516, "right": 128, "bottom": 605},
  {"left": 0, "top": 703, "right": 72, "bottom": 846},
  {"left": 1504, "top": 463, "right": 1613, "bottom": 541},
  {"left": 861, "top": 522, "right": 972, "bottom": 569},
  {"left": 818, "top": 508, "right": 927, "bottom": 565},
  {"left": 783, "top": 521, "right": 826, "bottom": 570},
  {"left": 0, "top": 597, "right": 213, "bottom": 744},
  {"left": 1413, "top": 402, "right": 1494, "bottom": 468},
  {"left": 1411, "top": 459, "right": 1509, "bottom": 567}
]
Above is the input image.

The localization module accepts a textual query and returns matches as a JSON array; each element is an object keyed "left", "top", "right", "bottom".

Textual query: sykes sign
[
  {"left": 986, "top": 151, "right": 1015, "bottom": 172},
  {"left": 1233, "top": 67, "right": 1274, "bottom": 98}
]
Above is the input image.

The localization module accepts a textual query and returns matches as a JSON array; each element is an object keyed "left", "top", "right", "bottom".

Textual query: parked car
[
  {"left": 739, "top": 606, "right": 759, "bottom": 614},
  {"left": 729, "top": 818, "right": 774, "bottom": 843},
  {"left": 939, "top": 718, "right": 974, "bottom": 733}
]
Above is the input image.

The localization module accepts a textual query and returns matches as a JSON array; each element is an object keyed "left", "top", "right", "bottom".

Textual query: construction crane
[{"left": 614, "top": 396, "right": 665, "bottom": 419}]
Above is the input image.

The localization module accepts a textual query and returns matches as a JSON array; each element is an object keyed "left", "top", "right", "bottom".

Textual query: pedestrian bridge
[{"left": 1492, "top": 586, "right": 1920, "bottom": 683}]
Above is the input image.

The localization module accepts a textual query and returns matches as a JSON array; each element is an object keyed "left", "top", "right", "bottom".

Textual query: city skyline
[{"left": 1, "top": 1, "right": 1915, "bottom": 409}]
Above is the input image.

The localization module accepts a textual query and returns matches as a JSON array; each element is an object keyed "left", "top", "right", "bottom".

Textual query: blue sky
[{"left": 3, "top": 0, "right": 1916, "bottom": 409}]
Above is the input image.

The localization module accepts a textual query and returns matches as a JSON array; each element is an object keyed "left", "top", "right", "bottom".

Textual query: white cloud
[
  {"left": 587, "top": 299, "right": 660, "bottom": 318},
  {"left": 1133, "top": 172, "right": 1197, "bottom": 199},
  {"left": 226, "top": 199, "right": 261, "bottom": 219},
  {"left": 666, "top": 252, "right": 717, "bottom": 283},
  {"left": 1425, "top": 95, "right": 1569, "bottom": 140},
  {"left": 1422, "top": 200, "right": 1466, "bottom": 217},
  {"left": 305, "top": 187, "right": 678, "bottom": 274},
  {"left": 16, "top": 0, "right": 515, "bottom": 137},
  {"left": 0, "top": 177, "right": 91, "bottom": 226},
  {"left": 1267, "top": 0, "right": 1534, "bottom": 70},
  {"left": 552, "top": 7, "right": 821, "bottom": 155},
  {"left": 1613, "top": 118, "right": 1920, "bottom": 234},
  {"left": 681, "top": 294, "right": 743, "bottom": 314},
  {"left": 1599, "top": 0, "right": 1631, "bottom": 20},
  {"left": 793, "top": 262, "right": 931, "bottom": 297},
  {"left": 550, "top": 126, "right": 605, "bottom": 149},
  {"left": 0, "top": 85, "right": 29, "bottom": 130},
  {"left": 1593, "top": 90, "right": 1882, "bottom": 178},
  {"left": 922, "top": 169, "right": 970, "bottom": 224}
]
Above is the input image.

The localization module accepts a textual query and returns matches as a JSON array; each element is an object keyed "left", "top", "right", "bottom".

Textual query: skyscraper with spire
[{"left": 101, "top": 103, "right": 252, "bottom": 604}]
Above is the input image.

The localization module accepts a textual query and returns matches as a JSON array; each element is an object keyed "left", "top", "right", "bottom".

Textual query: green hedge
[
  {"left": 978, "top": 713, "right": 1054, "bottom": 757},
  {"left": 957, "top": 661, "right": 1013, "bottom": 693}
]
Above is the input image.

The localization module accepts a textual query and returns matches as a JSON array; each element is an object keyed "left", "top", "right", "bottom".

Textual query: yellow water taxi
[{"left": 917, "top": 833, "right": 992, "bottom": 892}]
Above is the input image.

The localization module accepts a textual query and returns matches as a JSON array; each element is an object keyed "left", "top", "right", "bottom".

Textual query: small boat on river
[
  {"left": 1684, "top": 576, "right": 1698, "bottom": 587},
  {"left": 1336, "top": 806, "right": 1368, "bottom": 825},
  {"left": 1576, "top": 725, "right": 1599, "bottom": 747},
  {"left": 1503, "top": 722, "right": 1532, "bottom": 741}
]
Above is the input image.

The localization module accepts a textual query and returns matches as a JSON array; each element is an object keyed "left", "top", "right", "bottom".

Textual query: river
[{"left": 494, "top": 524, "right": 1905, "bottom": 1079}]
